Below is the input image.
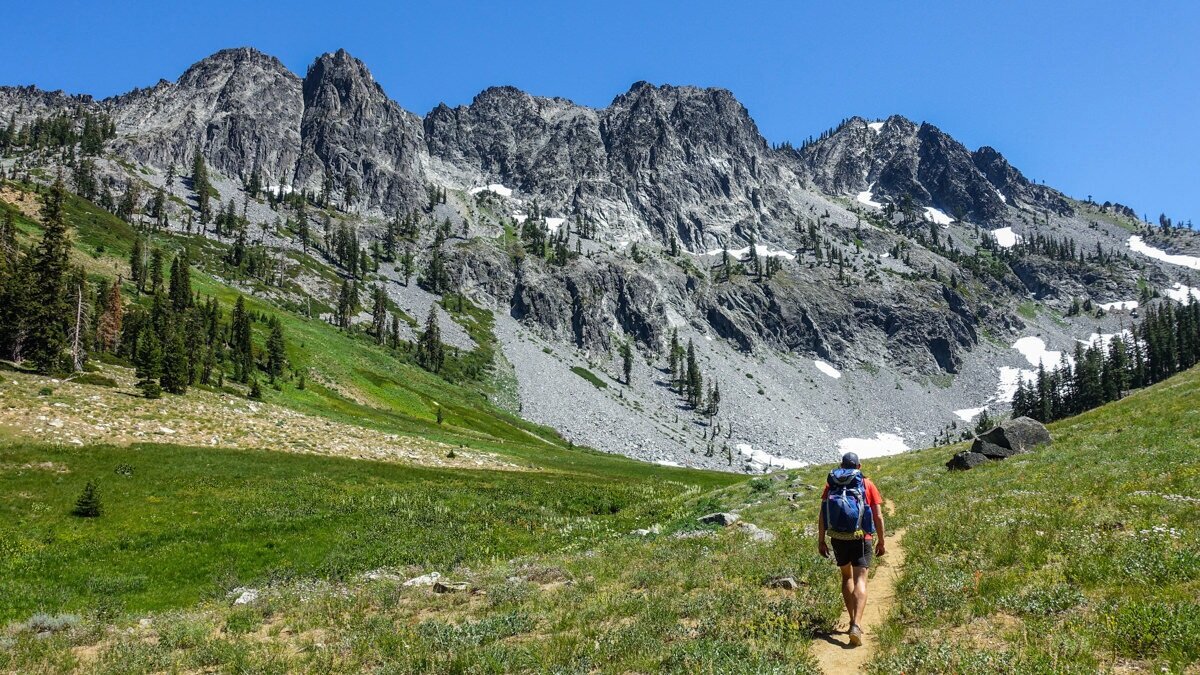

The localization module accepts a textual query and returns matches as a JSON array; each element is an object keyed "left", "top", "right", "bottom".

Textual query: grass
[
  {"left": 571, "top": 366, "right": 609, "bottom": 389},
  {"left": 7, "top": 366, "right": 1196, "bottom": 672},
  {"left": 1017, "top": 300, "right": 1039, "bottom": 320},
  {"left": 866, "top": 366, "right": 1200, "bottom": 673},
  {"left": 0, "top": 442, "right": 729, "bottom": 623}
]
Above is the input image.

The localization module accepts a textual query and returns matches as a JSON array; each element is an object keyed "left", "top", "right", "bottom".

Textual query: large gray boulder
[
  {"left": 699, "top": 512, "right": 741, "bottom": 527},
  {"left": 980, "top": 417, "right": 1051, "bottom": 453},
  {"left": 971, "top": 438, "right": 1020, "bottom": 459},
  {"left": 946, "top": 451, "right": 989, "bottom": 471}
]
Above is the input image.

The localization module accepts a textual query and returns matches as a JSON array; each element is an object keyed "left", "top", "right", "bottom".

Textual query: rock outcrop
[{"left": 948, "top": 417, "right": 1051, "bottom": 470}]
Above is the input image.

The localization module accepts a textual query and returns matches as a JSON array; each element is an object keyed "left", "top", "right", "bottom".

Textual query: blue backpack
[{"left": 824, "top": 468, "right": 875, "bottom": 539}]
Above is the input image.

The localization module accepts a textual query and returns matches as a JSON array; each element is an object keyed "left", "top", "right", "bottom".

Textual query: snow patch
[
  {"left": 704, "top": 244, "right": 796, "bottom": 260},
  {"left": 1099, "top": 300, "right": 1138, "bottom": 311},
  {"left": 1165, "top": 283, "right": 1200, "bottom": 303},
  {"left": 468, "top": 183, "right": 513, "bottom": 198},
  {"left": 545, "top": 217, "right": 565, "bottom": 233},
  {"left": 1080, "top": 331, "right": 1132, "bottom": 350},
  {"left": 512, "top": 213, "right": 528, "bottom": 224},
  {"left": 954, "top": 407, "right": 987, "bottom": 422},
  {"left": 837, "top": 433, "right": 910, "bottom": 459},
  {"left": 996, "top": 189, "right": 1008, "bottom": 204},
  {"left": 1128, "top": 236, "right": 1200, "bottom": 270},
  {"left": 995, "top": 366, "right": 1035, "bottom": 403},
  {"left": 266, "top": 184, "right": 294, "bottom": 197},
  {"left": 813, "top": 360, "right": 842, "bottom": 379},
  {"left": 866, "top": 121, "right": 884, "bottom": 133},
  {"left": 855, "top": 191, "right": 883, "bottom": 209},
  {"left": 1013, "top": 336, "right": 1065, "bottom": 369},
  {"left": 736, "top": 444, "right": 809, "bottom": 470},
  {"left": 993, "top": 227, "right": 1021, "bottom": 248},
  {"left": 923, "top": 207, "right": 954, "bottom": 226},
  {"left": 654, "top": 460, "right": 682, "bottom": 468}
]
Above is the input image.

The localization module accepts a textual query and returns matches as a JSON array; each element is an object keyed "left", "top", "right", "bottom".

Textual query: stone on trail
[
  {"left": 979, "top": 416, "right": 1051, "bottom": 453},
  {"left": 698, "top": 512, "right": 740, "bottom": 526},
  {"left": 946, "top": 451, "right": 990, "bottom": 471}
]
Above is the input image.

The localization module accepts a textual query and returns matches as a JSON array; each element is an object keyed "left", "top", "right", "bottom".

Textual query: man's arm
[
  {"left": 817, "top": 502, "right": 829, "bottom": 558},
  {"left": 872, "top": 509, "right": 886, "bottom": 556}
]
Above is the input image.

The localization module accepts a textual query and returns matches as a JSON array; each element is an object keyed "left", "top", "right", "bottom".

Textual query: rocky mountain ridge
[{"left": 3, "top": 46, "right": 1197, "bottom": 470}]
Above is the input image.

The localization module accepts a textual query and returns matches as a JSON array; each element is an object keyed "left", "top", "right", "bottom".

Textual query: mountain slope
[
  {"left": 2, "top": 47, "right": 1199, "bottom": 470},
  {"left": 3, "top": 362, "right": 1196, "bottom": 672}
]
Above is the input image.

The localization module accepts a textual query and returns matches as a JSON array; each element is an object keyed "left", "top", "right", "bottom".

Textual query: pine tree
[
  {"left": 620, "top": 340, "right": 633, "bottom": 385},
  {"left": 96, "top": 280, "right": 123, "bottom": 353},
  {"left": 370, "top": 285, "right": 388, "bottom": 344},
  {"left": 231, "top": 295, "right": 253, "bottom": 383},
  {"left": 160, "top": 318, "right": 189, "bottom": 395},
  {"left": 685, "top": 340, "right": 703, "bottom": 408},
  {"left": 71, "top": 481, "right": 102, "bottom": 518},
  {"left": 28, "top": 177, "right": 73, "bottom": 374},
  {"left": 266, "top": 318, "right": 286, "bottom": 381},
  {"left": 129, "top": 237, "right": 145, "bottom": 292},
  {"left": 192, "top": 145, "right": 212, "bottom": 227},
  {"left": 135, "top": 323, "right": 163, "bottom": 390},
  {"left": 148, "top": 248, "right": 164, "bottom": 294},
  {"left": 335, "top": 279, "right": 354, "bottom": 330},
  {"left": 168, "top": 251, "right": 192, "bottom": 312},
  {"left": 415, "top": 303, "right": 444, "bottom": 373}
]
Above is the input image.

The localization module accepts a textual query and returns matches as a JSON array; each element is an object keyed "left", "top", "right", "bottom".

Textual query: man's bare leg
[
  {"left": 852, "top": 565, "right": 870, "bottom": 628},
  {"left": 839, "top": 563, "right": 857, "bottom": 629}
]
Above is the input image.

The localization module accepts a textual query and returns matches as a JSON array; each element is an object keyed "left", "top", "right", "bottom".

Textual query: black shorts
[{"left": 831, "top": 537, "right": 873, "bottom": 568}]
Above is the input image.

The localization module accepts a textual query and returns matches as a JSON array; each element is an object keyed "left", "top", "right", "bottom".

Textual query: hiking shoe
[{"left": 848, "top": 624, "right": 863, "bottom": 647}]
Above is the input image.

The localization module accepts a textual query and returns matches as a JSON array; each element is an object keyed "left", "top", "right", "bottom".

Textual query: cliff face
[{"left": 0, "top": 46, "right": 1157, "bottom": 376}]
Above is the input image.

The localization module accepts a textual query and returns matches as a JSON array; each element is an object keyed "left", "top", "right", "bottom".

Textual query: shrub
[
  {"left": 139, "top": 380, "right": 162, "bottom": 399},
  {"left": 249, "top": 380, "right": 263, "bottom": 401},
  {"left": 73, "top": 373, "right": 117, "bottom": 388},
  {"left": 72, "top": 481, "right": 103, "bottom": 518},
  {"left": 37, "top": 386, "right": 53, "bottom": 396},
  {"left": 114, "top": 463, "right": 134, "bottom": 478}
]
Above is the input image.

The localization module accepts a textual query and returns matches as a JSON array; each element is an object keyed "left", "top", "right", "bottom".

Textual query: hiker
[{"left": 816, "top": 451, "right": 886, "bottom": 647}]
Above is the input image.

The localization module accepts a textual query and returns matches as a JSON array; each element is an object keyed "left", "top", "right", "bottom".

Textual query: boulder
[
  {"left": 433, "top": 581, "right": 470, "bottom": 594},
  {"left": 738, "top": 522, "right": 776, "bottom": 543},
  {"left": 971, "top": 439, "right": 1020, "bottom": 459},
  {"left": 402, "top": 572, "right": 441, "bottom": 587},
  {"left": 946, "top": 451, "right": 989, "bottom": 471},
  {"left": 766, "top": 577, "right": 799, "bottom": 590},
  {"left": 699, "top": 512, "right": 740, "bottom": 527},
  {"left": 980, "top": 417, "right": 1051, "bottom": 453}
]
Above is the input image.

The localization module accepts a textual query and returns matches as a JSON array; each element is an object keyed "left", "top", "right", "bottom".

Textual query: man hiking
[{"left": 816, "top": 451, "right": 886, "bottom": 647}]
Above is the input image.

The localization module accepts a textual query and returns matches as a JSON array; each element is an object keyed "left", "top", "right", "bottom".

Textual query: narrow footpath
[{"left": 809, "top": 524, "right": 906, "bottom": 674}]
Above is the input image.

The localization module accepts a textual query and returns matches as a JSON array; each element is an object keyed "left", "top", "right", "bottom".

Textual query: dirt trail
[{"left": 810, "top": 504, "right": 905, "bottom": 674}]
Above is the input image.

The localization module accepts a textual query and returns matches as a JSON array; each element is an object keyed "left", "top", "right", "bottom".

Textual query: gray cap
[{"left": 840, "top": 452, "right": 860, "bottom": 468}]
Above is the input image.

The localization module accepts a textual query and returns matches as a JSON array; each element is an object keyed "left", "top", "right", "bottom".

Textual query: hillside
[
  {"left": 4, "top": 48, "right": 1200, "bottom": 468},
  {"left": 3, "top": 362, "right": 1197, "bottom": 673}
]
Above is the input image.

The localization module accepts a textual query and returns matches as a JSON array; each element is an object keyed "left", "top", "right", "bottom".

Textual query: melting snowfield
[
  {"left": 1100, "top": 300, "right": 1138, "bottom": 311},
  {"left": 469, "top": 183, "right": 514, "bottom": 198},
  {"left": 703, "top": 244, "right": 796, "bottom": 260},
  {"left": 855, "top": 191, "right": 883, "bottom": 209},
  {"left": 993, "top": 227, "right": 1021, "bottom": 248},
  {"left": 1128, "top": 236, "right": 1200, "bottom": 270},
  {"left": 923, "top": 207, "right": 954, "bottom": 225},
  {"left": 813, "top": 360, "right": 842, "bottom": 379},
  {"left": 545, "top": 217, "right": 565, "bottom": 233},
  {"left": 1012, "top": 336, "right": 1065, "bottom": 368},
  {"left": 736, "top": 444, "right": 809, "bottom": 471},
  {"left": 1166, "top": 283, "right": 1200, "bottom": 303},
  {"left": 953, "top": 406, "right": 987, "bottom": 422},
  {"left": 866, "top": 121, "right": 884, "bottom": 133},
  {"left": 836, "top": 433, "right": 910, "bottom": 459}
]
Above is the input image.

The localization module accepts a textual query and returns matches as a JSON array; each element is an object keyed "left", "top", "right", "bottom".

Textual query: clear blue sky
[{"left": 4, "top": 1, "right": 1197, "bottom": 222}]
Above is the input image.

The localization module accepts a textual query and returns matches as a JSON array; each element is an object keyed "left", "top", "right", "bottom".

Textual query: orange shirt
[{"left": 821, "top": 477, "right": 883, "bottom": 540}]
